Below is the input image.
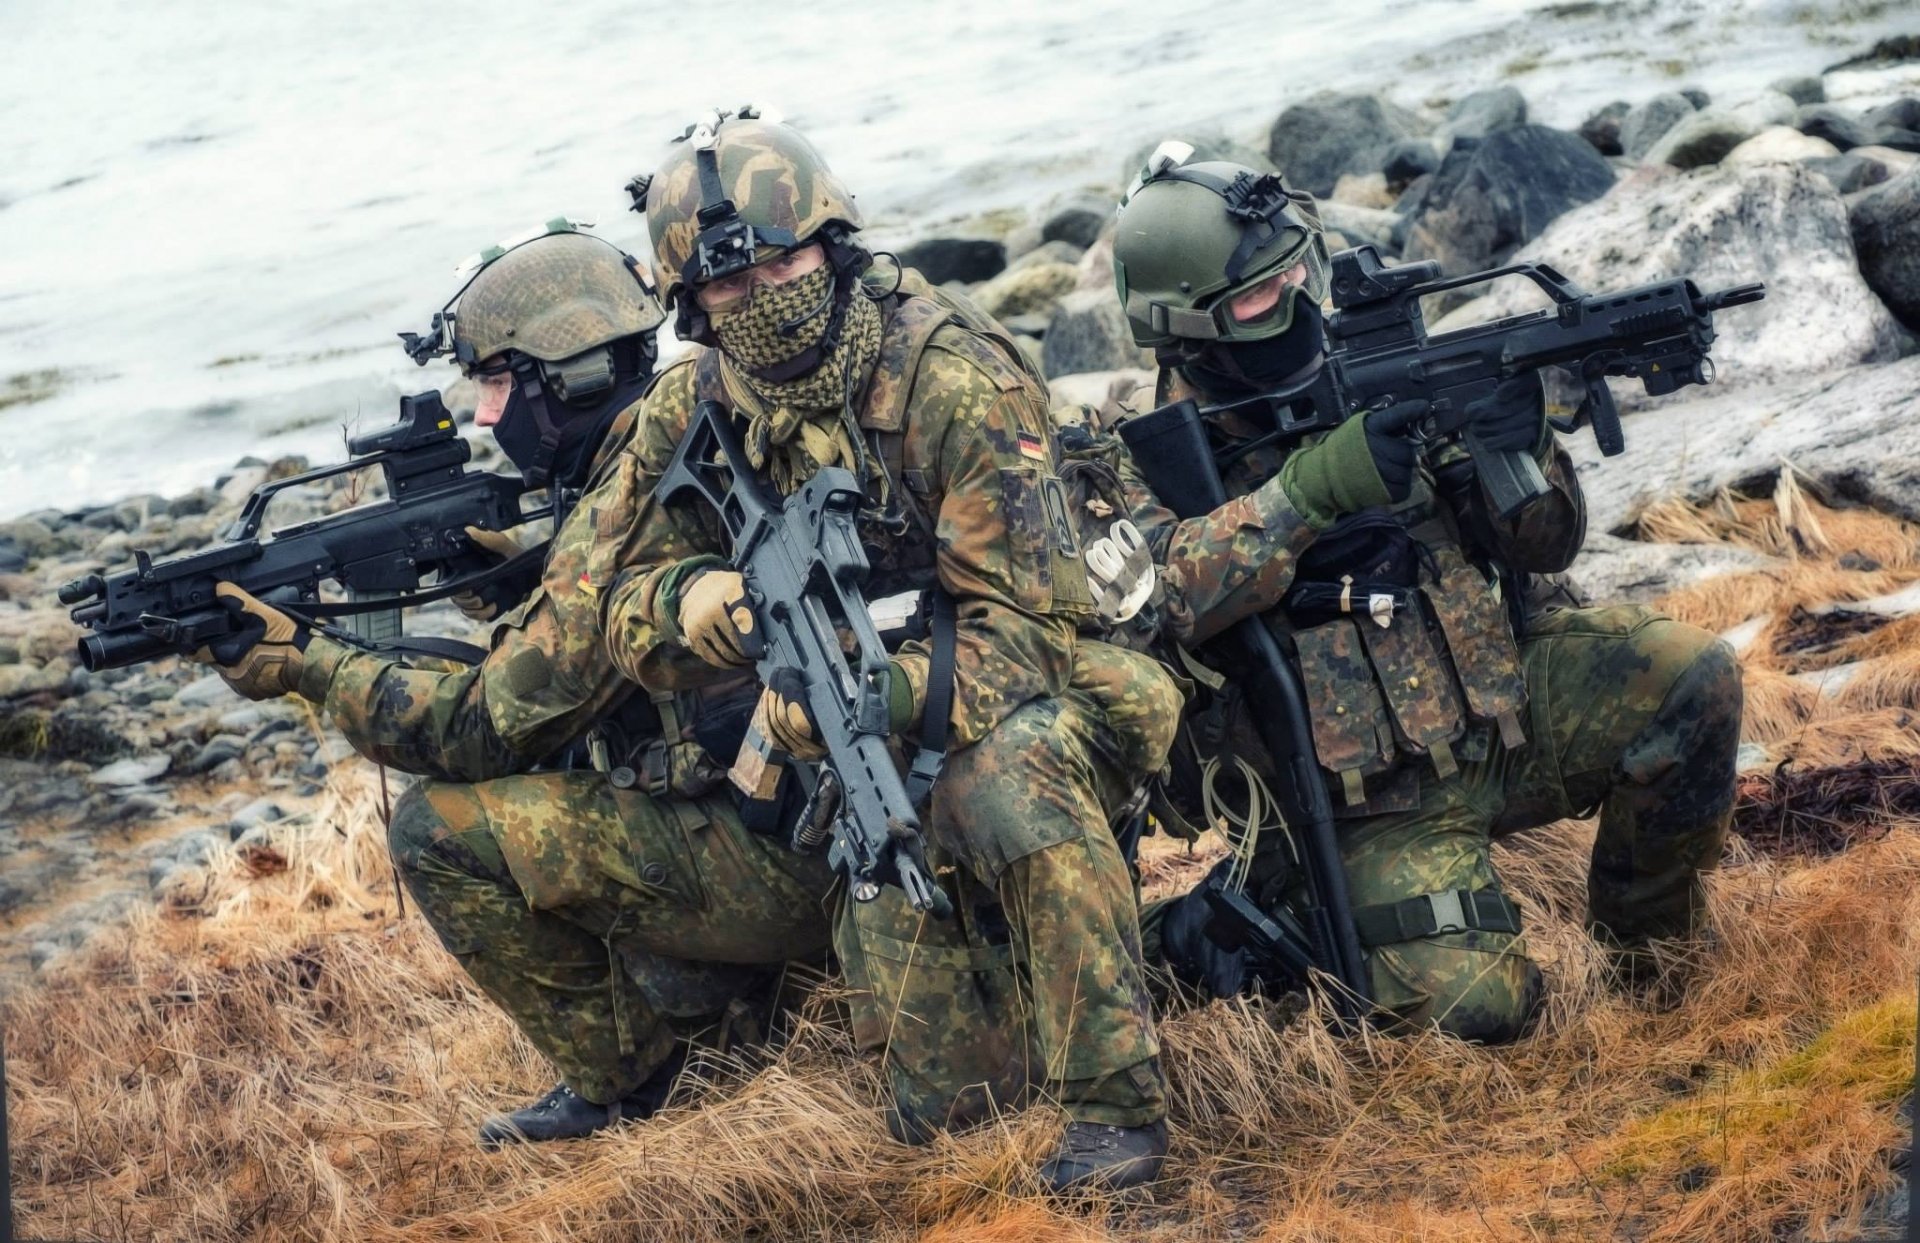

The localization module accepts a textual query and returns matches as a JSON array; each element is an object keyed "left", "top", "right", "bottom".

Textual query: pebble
[{"left": 89, "top": 754, "right": 172, "bottom": 786}]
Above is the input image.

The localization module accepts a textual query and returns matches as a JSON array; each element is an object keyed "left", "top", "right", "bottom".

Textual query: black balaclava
[{"left": 1179, "top": 298, "right": 1328, "bottom": 402}]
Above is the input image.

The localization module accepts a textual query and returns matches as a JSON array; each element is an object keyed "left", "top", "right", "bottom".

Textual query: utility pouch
[
  {"left": 1422, "top": 547, "right": 1529, "bottom": 752},
  {"left": 833, "top": 884, "right": 1036, "bottom": 1145},
  {"left": 1355, "top": 593, "right": 1468, "bottom": 779},
  {"left": 1294, "top": 618, "right": 1400, "bottom": 806}
]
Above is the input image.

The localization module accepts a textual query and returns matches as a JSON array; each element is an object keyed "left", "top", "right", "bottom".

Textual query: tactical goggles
[{"left": 1205, "top": 240, "right": 1330, "bottom": 343}]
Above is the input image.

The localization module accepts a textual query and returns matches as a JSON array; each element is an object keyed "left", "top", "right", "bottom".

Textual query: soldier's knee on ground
[
  {"left": 386, "top": 780, "right": 443, "bottom": 875},
  {"left": 1370, "top": 934, "right": 1544, "bottom": 1046}
]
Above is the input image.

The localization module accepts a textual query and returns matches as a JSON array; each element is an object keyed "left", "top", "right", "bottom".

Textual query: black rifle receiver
[
  {"left": 63, "top": 391, "right": 546, "bottom": 670},
  {"left": 1208, "top": 245, "right": 1765, "bottom": 517},
  {"left": 1119, "top": 400, "right": 1372, "bottom": 1022},
  {"left": 656, "top": 401, "right": 953, "bottom": 919}
]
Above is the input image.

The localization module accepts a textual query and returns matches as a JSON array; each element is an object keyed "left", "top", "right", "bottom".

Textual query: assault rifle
[
  {"left": 62, "top": 391, "right": 548, "bottom": 671},
  {"left": 1121, "top": 398, "right": 1371, "bottom": 1019},
  {"left": 657, "top": 400, "right": 954, "bottom": 919},
  {"left": 1190, "top": 244, "right": 1766, "bottom": 517}
]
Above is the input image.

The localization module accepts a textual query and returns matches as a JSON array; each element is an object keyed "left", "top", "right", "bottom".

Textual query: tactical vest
[
  {"left": 693, "top": 283, "right": 1093, "bottom": 618},
  {"left": 1148, "top": 389, "right": 1531, "bottom": 818},
  {"left": 1282, "top": 483, "right": 1528, "bottom": 812}
]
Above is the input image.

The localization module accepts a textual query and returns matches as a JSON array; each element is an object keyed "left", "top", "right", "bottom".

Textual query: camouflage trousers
[
  {"left": 837, "top": 643, "right": 1181, "bottom": 1137},
  {"left": 387, "top": 772, "right": 836, "bottom": 1105},
  {"left": 1151, "top": 603, "right": 1742, "bottom": 1042}
]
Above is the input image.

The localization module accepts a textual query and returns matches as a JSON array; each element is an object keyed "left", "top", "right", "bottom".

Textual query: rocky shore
[{"left": 3, "top": 41, "right": 1918, "bottom": 989}]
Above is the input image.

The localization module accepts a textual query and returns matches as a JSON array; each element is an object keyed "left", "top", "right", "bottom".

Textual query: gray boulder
[
  {"left": 1566, "top": 357, "right": 1920, "bottom": 536},
  {"left": 1644, "top": 111, "right": 1759, "bottom": 169},
  {"left": 1578, "top": 100, "right": 1632, "bottom": 156},
  {"left": 1438, "top": 85, "right": 1527, "bottom": 147},
  {"left": 972, "top": 261, "right": 1080, "bottom": 320},
  {"left": 1867, "top": 98, "right": 1920, "bottom": 133},
  {"left": 1040, "top": 289, "right": 1153, "bottom": 379},
  {"left": 1794, "top": 104, "right": 1878, "bottom": 152},
  {"left": 1402, "top": 126, "right": 1617, "bottom": 275},
  {"left": 1622, "top": 93, "right": 1696, "bottom": 160},
  {"left": 1433, "top": 163, "right": 1906, "bottom": 398},
  {"left": 1679, "top": 87, "right": 1712, "bottom": 110},
  {"left": 1040, "top": 195, "right": 1112, "bottom": 250},
  {"left": 1267, "top": 92, "right": 1426, "bottom": 197},
  {"left": 1769, "top": 75, "right": 1826, "bottom": 106},
  {"left": 1849, "top": 167, "right": 1920, "bottom": 330},
  {"left": 1806, "top": 152, "right": 1893, "bottom": 195},
  {"left": 896, "top": 237, "right": 1006, "bottom": 285},
  {"left": 1317, "top": 200, "right": 1401, "bottom": 253},
  {"left": 1722, "top": 126, "right": 1841, "bottom": 167},
  {"left": 1382, "top": 139, "right": 1441, "bottom": 189}
]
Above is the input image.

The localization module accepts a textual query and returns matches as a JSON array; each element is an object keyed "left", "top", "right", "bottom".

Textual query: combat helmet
[
  {"left": 400, "top": 219, "right": 665, "bottom": 485},
  {"left": 626, "top": 108, "right": 868, "bottom": 362},
  {"left": 1112, "top": 142, "right": 1330, "bottom": 361},
  {"left": 402, "top": 219, "right": 665, "bottom": 394}
]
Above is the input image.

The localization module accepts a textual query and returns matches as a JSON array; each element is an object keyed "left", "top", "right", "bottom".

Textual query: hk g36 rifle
[
  {"left": 1186, "top": 244, "right": 1767, "bottom": 517},
  {"left": 63, "top": 391, "right": 548, "bottom": 671},
  {"left": 657, "top": 400, "right": 953, "bottom": 919}
]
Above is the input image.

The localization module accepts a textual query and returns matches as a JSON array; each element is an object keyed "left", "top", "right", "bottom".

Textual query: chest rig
[{"left": 1222, "top": 423, "right": 1529, "bottom": 813}]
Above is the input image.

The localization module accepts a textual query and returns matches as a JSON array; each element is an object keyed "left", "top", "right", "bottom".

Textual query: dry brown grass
[{"left": 9, "top": 484, "right": 1920, "bottom": 1242}]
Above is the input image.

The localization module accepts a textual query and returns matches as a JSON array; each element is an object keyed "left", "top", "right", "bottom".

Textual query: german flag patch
[
  {"left": 576, "top": 570, "right": 598, "bottom": 599},
  {"left": 1017, "top": 431, "right": 1048, "bottom": 463}
]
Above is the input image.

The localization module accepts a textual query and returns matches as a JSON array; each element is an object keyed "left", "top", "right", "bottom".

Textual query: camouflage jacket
[
  {"left": 294, "top": 401, "right": 657, "bottom": 782},
  {"left": 1105, "top": 369, "right": 1585, "bottom": 813},
  {"left": 598, "top": 274, "right": 1097, "bottom": 751}
]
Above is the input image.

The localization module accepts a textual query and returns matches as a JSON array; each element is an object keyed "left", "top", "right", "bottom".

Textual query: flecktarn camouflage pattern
[{"left": 599, "top": 251, "right": 1181, "bottom": 1131}]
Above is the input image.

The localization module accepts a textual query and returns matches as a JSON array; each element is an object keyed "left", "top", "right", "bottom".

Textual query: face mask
[
  {"left": 1181, "top": 298, "right": 1327, "bottom": 401},
  {"left": 711, "top": 263, "right": 837, "bottom": 377},
  {"left": 715, "top": 265, "right": 884, "bottom": 416},
  {"left": 491, "top": 385, "right": 549, "bottom": 480}
]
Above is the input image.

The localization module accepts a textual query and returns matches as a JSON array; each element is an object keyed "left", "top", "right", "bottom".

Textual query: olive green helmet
[
  {"left": 1112, "top": 142, "right": 1330, "bottom": 355},
  {"left": 626, "top": 109, "right": 864, "bottom": 344}
]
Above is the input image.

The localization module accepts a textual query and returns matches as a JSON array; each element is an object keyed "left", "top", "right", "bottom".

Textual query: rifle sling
[
  {"left": 903, "top": 587, "right": 958, "bottom": 810},
  {"left": 287, "top": 543, "right": 552, "bottom": 619}
]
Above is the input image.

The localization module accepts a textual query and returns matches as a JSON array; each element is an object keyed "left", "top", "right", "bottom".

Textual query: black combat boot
[
  {"left": 477, "top": 1048, "right": 688, "bottom": 1149},
  {"left": 1039, "top": 1119, "right": 1169, "bottom": 1193}
]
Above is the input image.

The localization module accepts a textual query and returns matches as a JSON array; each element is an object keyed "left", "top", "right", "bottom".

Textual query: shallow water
[{"left": 0, "top": 0, "right": 1912, "bottom": 519}]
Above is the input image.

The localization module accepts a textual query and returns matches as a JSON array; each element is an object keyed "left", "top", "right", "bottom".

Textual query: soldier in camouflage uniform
[
  {"left": 1096, "top": 148, "right": 1742, "bottom": 1041},
  {"left": 594, "top": 111, "right": 1183, "bottom": 1191},
  {"left": 189, "top": 224, "right": 840, "bottom": 1148}
]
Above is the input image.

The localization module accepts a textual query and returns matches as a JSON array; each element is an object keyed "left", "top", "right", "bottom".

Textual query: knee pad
[{"left": 1373, "top": 936, "right": 1545, "bottom": 1046}]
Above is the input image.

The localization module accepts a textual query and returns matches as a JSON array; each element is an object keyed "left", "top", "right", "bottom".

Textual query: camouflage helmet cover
[
  {"left": 1112, "top": 148, "right": 1330, "bottom": 352},
  {"left": 641, "top": 115, "right": 863, "bottom": 311},
  {"left": 452, "top": 229, "right": 666, "bottom": 367}
]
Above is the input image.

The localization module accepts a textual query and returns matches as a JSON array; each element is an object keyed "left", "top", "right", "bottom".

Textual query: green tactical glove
[
  {"left": 188, "top": 583, "right": 311, "bottom": 701},
  {"left": 1277, "top": 400, "right": 1428, "bottom": 529}
]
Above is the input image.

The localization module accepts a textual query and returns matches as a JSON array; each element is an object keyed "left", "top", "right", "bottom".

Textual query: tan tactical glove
[
  {"left": 188, "top": 583, "right": 310, "bottom": 701},
  {"left": 757, "top": 669, "right": 826, "bottom": 761},
  {"left": 677, "top": 568, "right": 757, "bottom": 668},
  {"left": 450, "top": 525, "right": 524, "bottom": 622}
]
